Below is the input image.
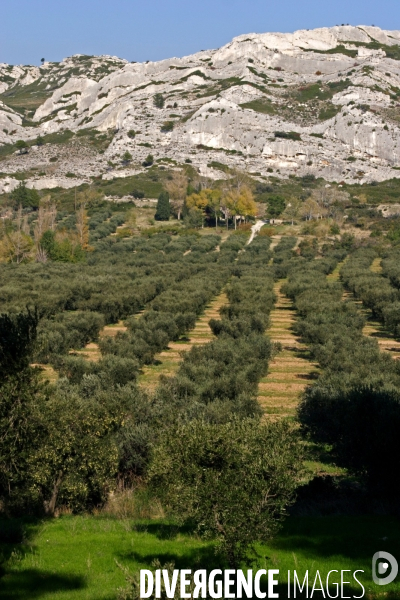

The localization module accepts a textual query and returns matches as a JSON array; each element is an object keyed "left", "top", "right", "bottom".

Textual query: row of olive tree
[
  {"left": 281, "top": 249, "right": 400, "bottom": 498},
  {"left": 135, "top": 237, "right": 305, "bottom": 568},
  {"left": 340, "top": 247, "right": 400, "bottom": 338},
  {"left": 98, "top": 235, "right": 248, "bottom": 376}
]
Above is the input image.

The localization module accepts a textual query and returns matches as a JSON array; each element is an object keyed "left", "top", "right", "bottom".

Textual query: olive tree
[
  {"left": 298, "top": 384, "right": 400, "bottom": 497},
  {"left": 0, "top": 310, "right": 124, "bottom": 515},
  {"left": 148, "top": 418, "right": 304, "bottom": 567}
]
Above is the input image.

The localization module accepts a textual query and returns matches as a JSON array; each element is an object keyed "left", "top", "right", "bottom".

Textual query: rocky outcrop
[{"left": 1, "top": 26, "right": 400, "bottom": 188}]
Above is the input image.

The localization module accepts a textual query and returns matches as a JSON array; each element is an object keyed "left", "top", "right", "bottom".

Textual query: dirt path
[
  {"left": 138, "top": 291, "right": 228, "bottom": 391},
  {"left": 269, "top": 235, "right": 282, "bottom": 251},
  {"left": 247, "top": 220, "right": 265, "bottom": 245},
  {"left": 327, "top": 259, "right": 346, "bottom": 282},
  {"left": 258, "top": 281, "right": 319, "bottom": 419}
]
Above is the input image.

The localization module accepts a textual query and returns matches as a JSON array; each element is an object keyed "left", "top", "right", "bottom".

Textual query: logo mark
[{"left": 372, "top": 551, "right": 398, "bottom": 585}]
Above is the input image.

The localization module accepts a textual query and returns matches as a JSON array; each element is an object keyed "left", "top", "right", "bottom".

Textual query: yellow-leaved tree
[
  {"left": 186, "top": 188, "right": 222, "bottom": 229},
  {"left": 222, "top": 185, "right": 257, "bottom": 229}
]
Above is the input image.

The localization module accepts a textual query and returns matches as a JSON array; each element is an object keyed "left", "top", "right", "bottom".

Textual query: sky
[{"left": 0, "top": 0, "right": 399, "bottom": 66}]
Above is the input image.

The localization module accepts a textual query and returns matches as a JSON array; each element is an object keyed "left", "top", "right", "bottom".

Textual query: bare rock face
[{"left": 1, "top": 27, "right": 400, "bottom": 187}]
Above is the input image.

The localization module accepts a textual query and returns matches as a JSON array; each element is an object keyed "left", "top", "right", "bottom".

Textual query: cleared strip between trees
[{"left": 257, "top": 281, "right": 318, "bottom": 419}]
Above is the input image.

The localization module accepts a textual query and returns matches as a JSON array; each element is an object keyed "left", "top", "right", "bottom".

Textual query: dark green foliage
[
  {"left": 0, "top": 363, "right": 47, "bottom": 513},
  {"left": 341, "top": 249, "right": 400, "bottom": 335},
  {"left": 131, "top": 189, "right": 144, "bottom": 199},
  {"left": 88, "top": 211, "right": 126, "bottom": 242},
  {"left": 271, "top": 236, "right": 297, "bottom": 278},
  {"left": 153, "top": 93, "right": 164, "bottom": 108},
  {"left": 103, "top": 263, "right": 226, "bottom": 369},
  {"left": 15, "top": 140, "right": 28, "bottom": 153},
  {"left": 149, "top": 418, "right": 303, "bottom": 566},
  {"left": 184, "top": 207, "right": 203, "bottom": 228},
  {"left": 154, "top": 191, "right": 170, "bottom": 221},
  {"left": 298, "top": 237, "right": 318, "bottom": 259},
  {"left": 319, "top": 104, "right": 340, "bottom": 120},
  {"left": 142, "top": 154, "right": 154, "bottom": 167},
  {"left": 311, "top": 45, "right": 358, "bottom": 58},
  {"left": 266, "top": 194, "right": 286, "bottom": 217},
  {"left": 36, "top": 311, "right": 105, "bottom": 362},
  {"left": 40, "top": 230, "right": 85, "bottom": 262},
  {"left": 301, "top": 174, "right": 316, "bottom": 185},
  {"left": 274, "top": 131, "right": 301, "bottom": 141},
  {"left": 0, "top": 312, "right": 124, "bottom": 515},
  {"left": 151, "top": 238, "right": 275, "bottom": 424},
  {"left": 299, "top": 386, "right": 400, "bottom": 496},
  {"left": 0, "top": 310, "right": 38, "bottom": 378},
  {"left": 281, "top": 248, "right": 400, "bottom": 500},
  {"left": 122, "top": 151, "right": 132, "bottom": 163},
  {"left": 160, "top": 121, "right": 174, "bottom": 132},
  {"left": 0, "top": 230, "right": 324, "bottom": 520},
  {"left": 10, "top": 182, "right": 40, "bottom": 209}
]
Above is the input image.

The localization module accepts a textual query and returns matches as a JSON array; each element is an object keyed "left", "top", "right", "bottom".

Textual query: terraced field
[
  {"left": 138, "top": 291, "right": 228, "bottom": 390},
  {"left": 257, "top": 281, "right": 319, "bottom": 418}
]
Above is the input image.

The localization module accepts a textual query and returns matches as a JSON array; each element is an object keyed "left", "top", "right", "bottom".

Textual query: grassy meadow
[{"left": 1, "top": 513, "right": 400, "bottom": 599}]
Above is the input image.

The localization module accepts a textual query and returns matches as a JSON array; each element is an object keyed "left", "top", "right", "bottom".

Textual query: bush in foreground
[{"left": 148, "top": 418, "right": 304, "bottom": 567}]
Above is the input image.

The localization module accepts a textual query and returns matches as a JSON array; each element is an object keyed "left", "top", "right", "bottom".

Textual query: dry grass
[
  {"left": 32, "top": 363, "right": 59, "bottom": 384},
  {"left": 102, "top": 488, "right": 164, "bottom": 520},
  {"left": 342, "top": 258, "right": 400, "bottom": 359},
  {"left": 370, "top": 257, "right": 382, "bottom": 273},
  {"left": 73, "top": 321, "right": 128, "bottom": 362},
  {"left": 138, "top": 292, "right": 228, "bottom": 390},
  {"left": 362, "top": 319, "right": 400, "bottom": 359},
  {"left": 258, "top": 281, "right": 319, "bottom": 419}
]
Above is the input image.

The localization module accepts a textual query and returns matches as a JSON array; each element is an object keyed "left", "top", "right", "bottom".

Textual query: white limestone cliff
[{"left": 0, "top": 26, "right": 400, "bottom": 187}]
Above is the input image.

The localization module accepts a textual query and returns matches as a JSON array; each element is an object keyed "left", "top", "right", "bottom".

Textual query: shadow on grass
[
  {"left": 0, "top": 517, "right": 87, "bottom": 599},
  {"left": 0, "top": 569, "right": 85, "bottom": 600},
  {"left": 120, "top": 546, "right": 220, "bottom": 571},
  {"left": 132, "top": 521, "right": 197, "bottom": 540},
  {"left": 0, "top": 517, "right": 39, "bottom": 576}
]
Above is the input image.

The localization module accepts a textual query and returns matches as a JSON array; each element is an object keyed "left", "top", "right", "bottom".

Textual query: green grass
[
  {"left": 0, "top": 142, "right": 16, "bottom": 160},
  {"left": 0, "top": 79, "right": 56, "bottom": 115},
  {"left": 1, "top": 514, "right": 400, "bottom": 599},
  {"left": 302, "top": 45, "right": 358, "bottom": 58},
  {"left": 41, "top": 131, "right": 75, "bottom": 145},
  {"left": 318, "top": 104, "right": 340, "bottom": 121},
  {"left": 294, "top": 84, "right": 332, "bottom": 102},
  {"left": 0, "top": 516, "right": 215, "bottom": 600},
  {"left": 94, "top": 170, "right": 164, "bottom": 199},
  {"left": 240, "top": 99, "right": 276, "bottom": 115},
  {"left": 207, "top": 161, "right": 231, "bottom": 173}
]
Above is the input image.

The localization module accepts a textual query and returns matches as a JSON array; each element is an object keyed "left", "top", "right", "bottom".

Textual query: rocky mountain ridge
[{"left": 1, "top": 25, "right": 400, "bottom": 194}]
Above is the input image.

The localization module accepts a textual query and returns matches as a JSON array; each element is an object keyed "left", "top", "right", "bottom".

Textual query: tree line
[
  {"left": 280, "top": 246, "right": 400, "bottom": 499},
  {"left": 0, "top": 232, "right": 306, "bottom": 571}
]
